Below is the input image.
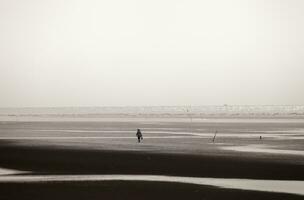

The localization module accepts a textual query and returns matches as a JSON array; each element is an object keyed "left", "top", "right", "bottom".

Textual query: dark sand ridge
[
  {"left": 0, "top": 141, "right": 304, "bottom": 180},
  {"left": 1, "top": 181, "right": 304, "bottom": 200}
]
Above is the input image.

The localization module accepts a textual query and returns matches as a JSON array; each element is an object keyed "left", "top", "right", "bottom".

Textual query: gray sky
[{"left": 1, "top": 0, "right": 303, "bottom": 107}]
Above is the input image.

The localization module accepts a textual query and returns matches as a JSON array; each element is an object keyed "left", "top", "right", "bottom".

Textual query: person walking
[{"left": 136, "top": 129, "right": 143, "bottom": 143}]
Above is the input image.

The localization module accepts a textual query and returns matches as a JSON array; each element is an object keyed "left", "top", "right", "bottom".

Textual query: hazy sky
[{"left": 1, "top": 0, "right": 303, "bottom": 107}]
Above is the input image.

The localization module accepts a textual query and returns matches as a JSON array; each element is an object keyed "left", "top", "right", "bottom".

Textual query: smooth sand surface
[
  {"left": 2, "top": 180, "right": 304, "bottom": 200},
  {"left": 222, "top": 144, "right": 304, "bottom": 156}
]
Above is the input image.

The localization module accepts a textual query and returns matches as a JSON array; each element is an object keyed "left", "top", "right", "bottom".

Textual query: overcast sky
[{"left": 0, "top": 0, "right": 303, "bottom": 107}]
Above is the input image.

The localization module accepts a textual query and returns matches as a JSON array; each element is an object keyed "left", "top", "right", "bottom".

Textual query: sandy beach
[{"left": 0, "top": 118, "right": 304, "bottom": 199}]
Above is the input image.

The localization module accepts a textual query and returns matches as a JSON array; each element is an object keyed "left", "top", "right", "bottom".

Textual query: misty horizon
[
  {"left": 1, "top": 0, "right": 303, "bottom": 107},
  {"left": 0, "top": 104, "right": 304, "bottom": 109}
]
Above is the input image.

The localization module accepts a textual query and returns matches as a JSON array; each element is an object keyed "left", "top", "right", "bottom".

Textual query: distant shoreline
[
  {"left": 0, "top": 105, "right": 303, "bottom": 118},
  {"left": 1, "top": 115, "right": 304, "bottom": 123}
]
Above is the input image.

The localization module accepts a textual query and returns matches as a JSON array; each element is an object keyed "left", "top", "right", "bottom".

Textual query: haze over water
[{"left": 0, "top": 105, "right": 304, "bottom": 117}]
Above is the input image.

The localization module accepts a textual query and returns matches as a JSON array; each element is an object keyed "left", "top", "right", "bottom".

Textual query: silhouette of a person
[{"left": 136, "top": 129, "right": 143, "bottom": 143}]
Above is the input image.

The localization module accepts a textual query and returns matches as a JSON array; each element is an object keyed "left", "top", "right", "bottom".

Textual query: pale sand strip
[
  {"left": 222, "top": 145, "right": 304, "bottom": 156},
  {"left": 0, "top": 173, "right": 303, "bottom": 196}
]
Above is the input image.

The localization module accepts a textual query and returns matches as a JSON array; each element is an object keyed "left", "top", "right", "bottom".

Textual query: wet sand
[
  {"left": 1, "top": 143, "right": 304, "bottom": 180},
  {"left": 0, "top": 119, "right": 304, "bottom": 199},
  {"left": 1, "top": 174, "right": 303, "bottom": 195},
  {"left": 1, "top": 181, "right": 304, "bottom": 200}
]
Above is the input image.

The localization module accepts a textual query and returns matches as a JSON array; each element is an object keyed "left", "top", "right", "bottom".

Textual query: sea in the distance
[{"left": 0, "top": 105, "right": 303, "bottom": 119}]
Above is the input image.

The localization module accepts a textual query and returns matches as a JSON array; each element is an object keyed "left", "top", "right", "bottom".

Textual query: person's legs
[{"left": 138, "top": 136, "right": 140, "bottom": 143}]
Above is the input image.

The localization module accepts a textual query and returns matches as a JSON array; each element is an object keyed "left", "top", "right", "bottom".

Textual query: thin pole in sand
[{"left": 212, "top": 130, "right": 217, "bottom": 143}]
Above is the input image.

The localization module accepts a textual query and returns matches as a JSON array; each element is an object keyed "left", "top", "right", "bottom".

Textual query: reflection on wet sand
[
  {"left": 222, "top": 144, "right": 304, "bottom": 156},
  {"left": 0, "top": 172, "right": 303, "bottom": 196}
]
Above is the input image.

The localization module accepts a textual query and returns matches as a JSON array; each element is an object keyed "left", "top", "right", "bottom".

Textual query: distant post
[{"left": 212, "top": 130, "right": 217, "bottom": 143}]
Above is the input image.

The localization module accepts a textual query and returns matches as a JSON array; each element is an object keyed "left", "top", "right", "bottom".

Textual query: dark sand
[
  {"left": 0, "top": 143, "right": 304, "bottom": 180},
  {"left": 1, "top": 181, "right": 304, "bottom": 200},
  {"left": 0, "top": 120, "right": 304, "bottom": 199}
]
